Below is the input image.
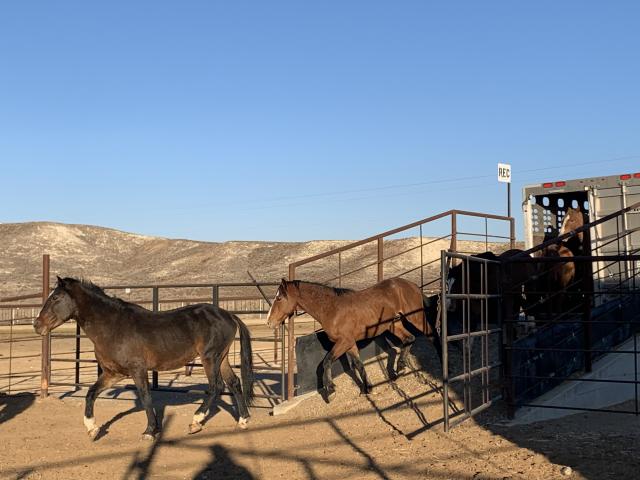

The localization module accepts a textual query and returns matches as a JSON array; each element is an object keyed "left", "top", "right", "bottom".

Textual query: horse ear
[{"left": 57, "top": 276, "right": 65, "bottom": 287}]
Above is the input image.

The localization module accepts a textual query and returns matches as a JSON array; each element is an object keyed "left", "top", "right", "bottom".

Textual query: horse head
[
  {"left": 266, "top": 279, "right": 297, "bottom": 329},
  {"left": 34, "top": 276, "right": 79, "bottom": 335},
  {"left": 560, "top": 206, "right": 586, "bottom": 242}
]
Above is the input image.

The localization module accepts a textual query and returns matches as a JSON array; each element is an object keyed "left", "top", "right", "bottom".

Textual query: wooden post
[{"left": 40, "top": 254, "right": 50, "bottom": 398}]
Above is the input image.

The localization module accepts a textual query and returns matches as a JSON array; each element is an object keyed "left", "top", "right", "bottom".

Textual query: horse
[
  {"left": 532, "top": 243, "right": 576, "bottom": 316},
  {"left": 34, "top": 277, "right": 254, "bottom": 441},
  {"left": 266, "top": 278, "right": 441, "bottom": 402},
  {"left": 447, "top": 249, "right": 536, "bottom": 329},
  {"left": 560, "top": 206, "right": 587, "bottom": 250}
]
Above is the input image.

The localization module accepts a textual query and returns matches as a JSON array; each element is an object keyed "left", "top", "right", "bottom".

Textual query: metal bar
[
  {"left": 635, "top": 333, "right": 638, "bottom": 416},
  {"left": 102, "top": 282, "right": 279, "bottom": 289},
  {"left": 450, "top": 212, "right": 457, "bottom": 253},
  {"left": 446, "top": 398, "right": 501, "bottom": 430},
  {"left": 246, "top": 271, "right": 272, "bottom": 306},
  {"left": 505, "top": 346, "right": 640, "bottom": 354},
  {"left": 455, "top": 231, "right": 513, "bottom": 240},
  {"left": 441, "top": 250, "right": 450, "bottom": 432},
  {"left": 419, "top": 224, "right": 424, "bottom": 293},
  {"left": 280, "top": 322, "right": 286, "bottom": 402},
  {"left": 0, "top": 292, "right": 43, "bottom": 303},
  {"left": 51, "top": 358, "right": 98, "bottom": 363},
  {"left": 514, "top": 403, "right": 640, "bottom": 415},
  {"left": 152, "top": 287, "right": 159, "bottom": 389},
  {"left": 287, "top": 263, "right": 296, "bottom": 400},
  {"left": 448, "top": 364, "right": 502, "bottom": 383},
  {"left": 377, "top": 238, "right": 384, "bottom": 282},
  {"left": 40, "top": 254, "right": 50, "bottom": 398},
  {"left": 446, "top": 329, "right": 502, "bottom": 341},
  {"left": 75, "top": 322, "right": 81, "bottom": 387},
  {"left": 446, "top": 293, "right": 502, "bottom": 300},
  {"left": 8, "top": 309, "right": 14, "bottom": 394},
  {"left": 510, "top": 215, "right": 516, "bottom": 249},
  {"left": 505, "top": 374, "right": 640, "bottom": 385}
]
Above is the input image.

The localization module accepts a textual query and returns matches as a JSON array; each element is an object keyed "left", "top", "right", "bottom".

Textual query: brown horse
[
  {"left": 560, "top": 206, "right": 586, "bottom": 245},
  {"left": 266, "top": 278, "right": 441, "bottom": 401},
  {"left": 534, "top": 243, "right": 576, "bottom": 315},
  {"left": 34, "top": 277, "right": 254, "bottom": 440}
]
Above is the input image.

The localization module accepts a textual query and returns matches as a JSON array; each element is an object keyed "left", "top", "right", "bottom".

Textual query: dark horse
[
  {"left": 447, "top": 249, "right": 538, "bottom": 328},
  {"left": 34, "top": 277, "right": 254, "bottom": 440},
  {"left": 266, "top": 278, "right": 441, "bottom": 402}
]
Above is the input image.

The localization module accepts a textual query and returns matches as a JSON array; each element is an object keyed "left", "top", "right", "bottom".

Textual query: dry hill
[{"left": 0, "top": 222, "right": 516, "bottom": 297}]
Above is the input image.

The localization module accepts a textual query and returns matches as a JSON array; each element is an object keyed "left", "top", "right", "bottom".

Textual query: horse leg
[
  {"left": 321, "top": 340, "right": 351, "bottom": 403},
  {"left": 84, "top": 369, "right": 124, "bottom": 440},
  {"left": 220, "top": 355, "right": 251, "bottom": 430},
  {"left": 392, "top": 322, "right": 416, "bottom": 375},
  {"left": 346, "top": 345, "right": 372, "bottom": 395},
  {"left": 131, "top": 369, "right": 158, "bottom": 441},
  {"left": 189, "top": 354, "right": 223, "bottom": 434}
]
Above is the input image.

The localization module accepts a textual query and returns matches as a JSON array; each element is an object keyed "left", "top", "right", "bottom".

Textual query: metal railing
[
  {"left": 441, "top": 251, "right": 503, "bottom": 431},
  {"left": 501, "top": 202, "right": 640, "bottom": 418},
  {"left": 285, "top": 209, "right": 515, "bottom": 400}
]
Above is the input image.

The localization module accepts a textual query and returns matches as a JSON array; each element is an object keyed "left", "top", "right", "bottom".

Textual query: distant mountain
[{"left": 0, "top": 222, "right": 517, "bottom": 297}]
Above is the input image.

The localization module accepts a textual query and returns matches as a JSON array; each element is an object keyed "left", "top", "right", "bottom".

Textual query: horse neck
[
  {"left": 293, "top": 283, "right": 338, "bottom": 324},
  {"left": 70, "top": 285, "right": 118, "bottom": 339}
]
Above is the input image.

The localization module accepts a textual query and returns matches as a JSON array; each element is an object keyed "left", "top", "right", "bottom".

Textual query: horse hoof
[
  {"left": 88, "top": 427, "right": 100, "bottom": 440},
  {"left": 141, "top": 433, "right": 156, "bottom": 442},
  {"left": 188, "top": 422, "right": 202, "bottom": 435},
  {"left": 238, "top": 417, "right": 249, "bottom": 430}
]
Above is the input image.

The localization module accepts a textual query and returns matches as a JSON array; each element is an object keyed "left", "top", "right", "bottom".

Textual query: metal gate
[{"left": 440, "top": 251, "right": 503, "bottom": 431}]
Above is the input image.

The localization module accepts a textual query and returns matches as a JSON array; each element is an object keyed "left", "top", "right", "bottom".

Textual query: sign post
[{"left": 498, "top": 163, "right": 512, "bottom": 217}]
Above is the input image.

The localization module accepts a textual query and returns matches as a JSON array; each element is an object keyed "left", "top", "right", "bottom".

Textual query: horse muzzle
[{"left": 33, "top": 317, "right": 49, "bottom": 336}]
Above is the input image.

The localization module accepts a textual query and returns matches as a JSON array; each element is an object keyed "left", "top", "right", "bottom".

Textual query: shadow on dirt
[
  {"left": 193, "top": 444, "right": 256, "bottom": 480},
  {"left": 62, "top": 387, "right": 238, "bottom": 441},
  {"left": 0, "top": 392, "right": 36, "bottom": 425},
  {"left": 480, "top": 403, "right": 640, "bottom": 480}
]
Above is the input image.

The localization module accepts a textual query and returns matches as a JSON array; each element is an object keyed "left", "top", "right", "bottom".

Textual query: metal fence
[
  {"left": 440, "top": 251, "right": 503, "bottom": 431},
  {"left": 286, "top": 209, "right": 515, "bottom": 400},
  {"left": 501, "top": 203, "right": 640, "bottom": 418},
  {"left": 1, "top": 255, "right": 287, "bottom": 406}
]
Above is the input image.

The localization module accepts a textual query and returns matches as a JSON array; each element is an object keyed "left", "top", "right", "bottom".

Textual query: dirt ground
[{"left": 2, "top": 341, "right": 639, "bottom": 480}]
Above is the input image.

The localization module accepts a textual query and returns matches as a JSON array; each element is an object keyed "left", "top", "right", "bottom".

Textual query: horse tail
[
  {"left": 423, "top": 295, "right": 443, "bottom": 363},
  {"left": 232, "top": 314, "right": 255, "bottom": 405}
]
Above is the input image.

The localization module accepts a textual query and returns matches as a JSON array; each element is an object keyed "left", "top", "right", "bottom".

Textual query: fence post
[
  {"left": 509, "top": 217, "right": 516, "bottom": 249},
  {"left": 287, "top": 264, "right": 296, "bottom": 400},
  {"left": 377, "top": 238, "right": 384, "bottom": 282},
  {"left": 582, "top": 246, "right": 594, "bottom": 373},
  {"left": 441, "top": 250, "right": 450, "bottom": 431},
  {"left": 500, "top": 260, "right": 516, "bottom": 419},
  {"left": 450, "top": 212, "right": 458, "bottom": 253},
  {"left": 40, "top": 254, "right": 50, "bottom": 398},
  {"left": 212, "top": 285, "right": 219, "bottom": 307},
  {"left": 152, "top": 287, "right": 159, "bottom": 389}
]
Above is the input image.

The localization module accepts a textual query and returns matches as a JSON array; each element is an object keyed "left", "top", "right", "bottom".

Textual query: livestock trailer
[{"left": 523, "top": 172, "right": 640, "bottom": 302}]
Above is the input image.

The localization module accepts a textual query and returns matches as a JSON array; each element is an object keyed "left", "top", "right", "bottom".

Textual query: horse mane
[
  {"left": 64, "top": 277, "right": 139, "bottom": 312},
  {"left": 290, "top": 280, "right": 354, "bottom": 296}
]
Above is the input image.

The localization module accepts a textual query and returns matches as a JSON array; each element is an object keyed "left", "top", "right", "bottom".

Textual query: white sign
[{"left": 498, "top": 163, "right": 511, "bottom": 183}]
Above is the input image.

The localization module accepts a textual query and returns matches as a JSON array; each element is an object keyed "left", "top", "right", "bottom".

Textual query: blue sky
[{"left": 1, "top": 2, "right": 639, "bottom": 241}]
